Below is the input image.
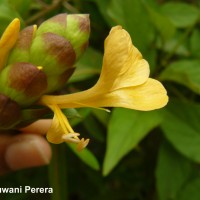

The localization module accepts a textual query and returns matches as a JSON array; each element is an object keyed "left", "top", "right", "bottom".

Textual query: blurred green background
[{"left": 1, "top": 0, "right": 200, "bottom": 199}]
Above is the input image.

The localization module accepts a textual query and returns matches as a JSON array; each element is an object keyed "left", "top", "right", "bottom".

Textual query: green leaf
[
  {"left": 0, "top": 1, "right": 23, "bottom": 34},
  {"left": 142, "top": 1, "right": 176, "bottom": 40},
  {"left": 190, "top": 29, "right": 200, "bottom": 58},
  {"left": 70, "top": 108, "right": 91, "bottom": 127},
  {"left": 94, "top": 0, "right": 114, "bottom": 27},
  {"left": 69, "top": 47, "right": 102, "bottom": 83},
  {"left": 156, "top": 141, "right": 192, "bottom": 200},
  {"left": 62, "top": 108, "right": 81, "bottom": 119},
  {"left": 103, "top": 108, "right": 163, "bottom": 176},
  {"left": 67, "top": 143, "right": 100, "bottom": 171},
  {"left": 83, "top": 114, "right": 105, "bottom": 142},
  {"left": 177, "top": 178, "right": 200, "bottom": 200},
  {"left": 157, "top": 32, "right": 190, "bottom": 56},
  {"left": 161, "top": 100, "right": 200, "bottom": 162},
  {"left": 161, "top": 2, "right": 199, "bottom": 28},
  {"left": 92, "top": 109, "right": 110, "bottom": 127},
  {"left": 106, "top": 0, "right": 154, "bottom": 54},
  {"left": 159, "top": 59, "right": 200, "bottom": 95},
  {"left": 8, "top": 0, "right": 32, "bottom": 16},
  {"left": 95, "top": 0, "right": 157, "bottom": 71}
]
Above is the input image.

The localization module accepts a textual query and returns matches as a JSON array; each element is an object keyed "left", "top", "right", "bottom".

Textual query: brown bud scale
[
  {"left": 50, "top": 13, "right": 67, "bottom": 27},
  {"left": 0, "top": 94, "right": 21, "bottom": 129},
  {"left": 15, "top": 26, "right": 35, "bottom": 50},
  {"left": 9, "top": 62, "right": 47, "bottom": 97},
  {"left": 43, "top": 33, "right": 76, "bottom": 67}
]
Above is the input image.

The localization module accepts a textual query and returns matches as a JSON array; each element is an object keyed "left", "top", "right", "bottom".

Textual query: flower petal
[
  {"left": 46, "top": 110, "right": 65, "bottom": 144},
  {"left": 40, "top": 78, "right": 168, "bottom": 111},
  {"left": 0, "top": 18, "right": 20, "bottom": 70},
  {"left": 96, "top": 26, "right": 149, "bottom": 91},
  {"left": 46, "top": 105, "right": 68, "bottom": 144},
  {"left": 92, "top": 78, "right": 168, "bottom": 111}
]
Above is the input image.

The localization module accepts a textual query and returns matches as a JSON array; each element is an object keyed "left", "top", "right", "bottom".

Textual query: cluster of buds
[{"left": 0, "top": 14, "right": 90, "bottom": 129}]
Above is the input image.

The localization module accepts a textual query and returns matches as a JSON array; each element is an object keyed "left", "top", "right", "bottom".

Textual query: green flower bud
[
  {"left": 0, "top": 94, "right": 21, "bottom": 129},
  {"left": 7, "top": 13, "right": 90, "bottom": 93},
  {"left": 47, "top": 67, "right": 75, "bottom": 93},
  {"left": 30, "top": 32, "right": 76, "bottom": 76},
  {"left": 0, "top": 62, "right": 47, "bottom": 106},
  {"left": 8, "top": 25, "right": 36, "bottom": 64},
  {"left": 35, "top": 13, "right": 90, "bottom": 59}
]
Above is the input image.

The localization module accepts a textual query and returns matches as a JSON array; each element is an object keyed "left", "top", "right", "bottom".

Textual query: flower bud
[
  {"left": 29, "top": 14, "right": 90, "bottom": 79},
  {"left": 35, "top": 13, "right": 90, "bottom": 59},
  {"left": 47, "top": 67, "right": 75, "bottom": 93},
  {"left": 30, "top": 32, "right": 76, "bottom": 76},
  {"left": 7, "top": 25, "right": 37, "bottom": 64},
  {"left": 0, "top": 94, "right": 21, "bottom": 129},
  {"left": 7, "top": 14, "right": 90, "bottom": 93},
  {"left": 0, "top": 62, "right": 47, "bottom": 106}
]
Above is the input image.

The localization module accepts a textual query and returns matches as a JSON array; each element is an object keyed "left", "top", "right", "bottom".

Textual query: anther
[{"left": 77, "top": 138, "right": 90, "bottom": 151}]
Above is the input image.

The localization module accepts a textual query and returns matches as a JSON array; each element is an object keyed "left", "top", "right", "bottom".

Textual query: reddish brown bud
[
  {"left": 8, "top": 26, "right": 36, "bottom": 63},
  {"left": 43, "top": 33, "right": 76, "bottom": 68},
  {"left": 0, "top": 94, "right": 21, "bottom": 129},
  {"left": 0, "top": 63, "right": 48, "bottom": 106},
  {"left": 9, "top": 62, "right": 47, "bottom": 97}
]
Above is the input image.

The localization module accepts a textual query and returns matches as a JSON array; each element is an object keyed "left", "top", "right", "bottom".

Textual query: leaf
[
  {"left": 69, "top": 47, "right": 102, "bottom": 83},
  {"left": 142, "top": 1, "right": 176, "bottom": 40},
  {"left": 62, "top": 108, "right": 81, "bottom": 119},
  {"left": 8, "top": 0, "right": 32, "bottom": 16},
  {"left": 156, "top": 141, "right": 192, "bottom": 200},
  {"left": 67, "top": 143, "right": 100, "bottom": 171},
  {"left": 70, "top": 108, "right": 91, "bottom": 127},
  {"left": 95, "top": 0, "right": 157, "bottom": 71},
  {"left": 190, "top": 29, "right": 200, "bottom": 58},
  {"left": 107, "top": 0, "right": 154, "bottom": 55},
  {"left": 83, "top": 114, "right": 105, "bottom": 142},
  {"left": 92, "top": 109, "right": 110, "bottom": 127},
  {"left": 157, "top": 32, "right": 190, "bottom": 56},
  {"left": 177, "top": 178, "right": 200, "bottom": 200},
  {"left": 103, "top": 108, "right": 163, "bottom": 176},
  {"left": 0, "top": 1, "right": 23, "bottom": 34},
  {"left": 94, "top": 0, "right": 115, "bottom": 27},
  {"left": 161, "top": 100, "right": 200, "bottom": 162},
  {"left": 159, "top": 59, "right": 200, "bottom": 95},
  {"left": 161, "top": 2, "right": 199, "bottom": 28}
]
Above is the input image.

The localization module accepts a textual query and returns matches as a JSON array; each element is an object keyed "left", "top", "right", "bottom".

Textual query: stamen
[
  {"left": 48, "top": 104, "right": 90, "bottom": 150},
  {"left": 33, "top": 25, "right": 37, "bottom": 34},
  {"left": 77, "top": 138, "right": 90, "bottom": 151},
  {"left": 37, "top": 66, "right": 43, "bottom": 70}
]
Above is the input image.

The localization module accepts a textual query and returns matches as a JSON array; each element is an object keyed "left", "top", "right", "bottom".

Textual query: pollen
[{"left": 37, "top": 66, "right": 43, "bottom": 70}]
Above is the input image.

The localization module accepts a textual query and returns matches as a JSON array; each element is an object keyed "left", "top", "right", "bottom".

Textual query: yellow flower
[
  {"left": 39, "top": 26, "right": 168, "bottom": 150},
  {"left": 0, "top": 19, "right": 20, "bottom": 70}
]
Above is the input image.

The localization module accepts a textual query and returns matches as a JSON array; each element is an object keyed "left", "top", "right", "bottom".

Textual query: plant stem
[
  {"left": 25, "top": 0, "right": 63, "bottom": 25},
  {"left": 48, "top": 144, "right": 68, "bottom": 200}
]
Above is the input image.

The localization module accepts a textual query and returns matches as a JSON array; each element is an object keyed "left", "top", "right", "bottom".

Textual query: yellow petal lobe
[
  {"left": 91, "top": 78, "right": 168, "bottom": 111},
  {"left": 96, "top": 26, "right": 150, "bottom": 91},
  {"left": 46, "top": 105, "right": 89, "bottom": 150},
  {"left": 0, "top": 18, "right": 20, "bottom": 70}
]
